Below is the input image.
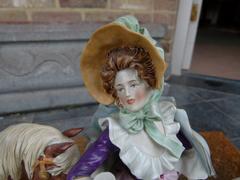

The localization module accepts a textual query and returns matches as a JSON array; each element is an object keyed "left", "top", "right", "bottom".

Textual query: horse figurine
[{"left": 0, "top": 123, "right": 83, "bottom": 180}]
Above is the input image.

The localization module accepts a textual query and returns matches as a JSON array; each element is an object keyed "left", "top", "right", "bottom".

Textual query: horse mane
[{"left": 0, "top": 123, "right": 80, "bottom": 180}]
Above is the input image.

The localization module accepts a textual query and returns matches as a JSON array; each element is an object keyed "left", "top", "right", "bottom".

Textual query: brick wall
[{"left": 0, "top": 0, "right": 179, "bottom": 63}]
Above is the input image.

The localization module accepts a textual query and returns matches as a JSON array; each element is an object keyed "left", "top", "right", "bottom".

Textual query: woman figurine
[{"left": 67, "top": 16, "right": 216, "bottom": 180}]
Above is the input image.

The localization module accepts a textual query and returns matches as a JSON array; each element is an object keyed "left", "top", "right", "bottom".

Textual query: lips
[{"left": 127, "top": 99, "right": 135, "bottom": 105}]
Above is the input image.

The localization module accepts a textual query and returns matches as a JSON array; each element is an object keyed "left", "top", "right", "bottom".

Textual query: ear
[
  {"left": 44, "top": 142, "right": 74, "bottom": 158},
  {"left": 62, "top": 128, "right": 84, "bottom": 138}
]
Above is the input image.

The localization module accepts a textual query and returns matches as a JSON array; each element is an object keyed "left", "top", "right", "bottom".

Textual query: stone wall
[
  {"left": 0, "top": 0, "right": 179, "bottom": 63},
  {"left": 0, "top": 22, "right": 166, "bottom": 115}
]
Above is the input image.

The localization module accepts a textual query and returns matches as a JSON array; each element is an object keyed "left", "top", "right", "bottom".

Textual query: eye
[
  {"left": 130, "top": 82, "right": 139, "bottom": 88},
  {"left": 130, "top": 84, "right": 136, "bottom": 88},
  {"left": 117, "top": 88, "right": 124, "bottom": 92}
]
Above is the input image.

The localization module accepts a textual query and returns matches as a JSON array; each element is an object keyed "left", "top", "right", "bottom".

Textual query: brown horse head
[
  {"left": 16, "top": 127, "right": 84, "bottom": 180},
  {"left": 32, "top": 142, "right": 74, "bottom": 180}
]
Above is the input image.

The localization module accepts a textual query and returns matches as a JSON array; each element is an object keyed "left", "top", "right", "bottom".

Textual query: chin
[
  {"left": 126, "top": 107, "right": 138, "bottom": 112},
  {"left": 125, "top": 103, "right": 144, "bottom": 112}
]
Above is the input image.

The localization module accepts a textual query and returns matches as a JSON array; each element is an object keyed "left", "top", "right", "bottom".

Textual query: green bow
[{"left": 118, "top": 90, "right": 184, "bottom": 159}]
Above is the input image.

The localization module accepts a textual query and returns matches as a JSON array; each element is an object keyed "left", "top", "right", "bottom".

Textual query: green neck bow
[{"left": 118, "top": 90, "right": 184, "bottom": 159}]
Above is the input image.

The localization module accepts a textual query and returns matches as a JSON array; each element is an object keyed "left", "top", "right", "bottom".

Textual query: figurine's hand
[
  {"left": 93, "top": 172, "right": 116, "bottom": 180},
  {"left": 164, "top": 122, "right": 180, "bottom": 135}
]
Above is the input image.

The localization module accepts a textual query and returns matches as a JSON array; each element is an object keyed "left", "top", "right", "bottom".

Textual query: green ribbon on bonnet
[
  {"left": 119, "top": 90, "right": 185, "bottom": 159},
  {"left": 114, "top": 15, "right": 165, "bottom": 60}
]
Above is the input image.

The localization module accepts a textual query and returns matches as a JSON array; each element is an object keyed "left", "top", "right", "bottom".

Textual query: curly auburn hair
[{"left": 100, "top": 46, "right": 156, "bottom": 102}]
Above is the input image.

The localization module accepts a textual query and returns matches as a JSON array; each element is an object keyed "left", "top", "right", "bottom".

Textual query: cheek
[{"left": 136, "top": 89, "right": 146, "bottom": 101}]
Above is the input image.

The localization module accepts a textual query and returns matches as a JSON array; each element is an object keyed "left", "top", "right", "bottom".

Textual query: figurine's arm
[
  {"left": 175, "top": 109, "right": 216, "bottom": 176},
  {"left": 67, "top": 128, "right": 117, "bottom": 180},
  {"left": 155, "top": 100, "right": 192, "bottom": 149}
]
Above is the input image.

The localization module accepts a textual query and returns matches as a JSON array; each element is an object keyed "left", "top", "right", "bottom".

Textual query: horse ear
[
  {"left": 62, "top": 128, "right": 84, "bottom": 138},
  {"left": 44, "top": 142, "right": 74, "bottom": 158}
]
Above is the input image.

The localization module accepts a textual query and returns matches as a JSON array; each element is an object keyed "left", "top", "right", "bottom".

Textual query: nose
[{"left": 125, "top": 87, "right": 131, "bottom": 97}]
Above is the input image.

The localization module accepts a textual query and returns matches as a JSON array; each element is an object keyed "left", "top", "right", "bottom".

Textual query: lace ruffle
[{"left": 99, "top": 116, "right": 180, "bottom": 180}]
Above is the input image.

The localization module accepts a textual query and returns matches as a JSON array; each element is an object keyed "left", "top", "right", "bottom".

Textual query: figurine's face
[{"left": 114, "top": 68, "right": 152, "bottom": 112}]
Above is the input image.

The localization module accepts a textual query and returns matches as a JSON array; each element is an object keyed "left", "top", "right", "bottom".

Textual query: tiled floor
[
  {"left": 168, "top": 73, "right": 240, "bottom": 95},
  {"left": 0, "top": 74, "right": 240, "bottom": 149}
]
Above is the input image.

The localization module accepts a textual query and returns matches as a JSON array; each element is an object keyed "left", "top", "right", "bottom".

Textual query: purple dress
[{"left": 67, "top": 127, "right": 191, "bottom": 180}]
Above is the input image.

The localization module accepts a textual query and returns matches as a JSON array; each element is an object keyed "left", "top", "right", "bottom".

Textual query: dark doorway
[{"left": 189, "top": 0, "right": 240, "bottom": 80}]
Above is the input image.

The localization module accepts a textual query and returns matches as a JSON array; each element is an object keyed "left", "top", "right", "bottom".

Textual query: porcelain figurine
[
  {"left": 0, "top": 123, "right": 82, "bottom": 180},
  {"left": 67, "top": 16, "right": 216, "bottom": 180}
]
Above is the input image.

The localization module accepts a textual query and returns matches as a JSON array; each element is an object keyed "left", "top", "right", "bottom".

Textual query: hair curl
[{"left": 101, "top": 46, "right": 156, "bottom": 103}]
